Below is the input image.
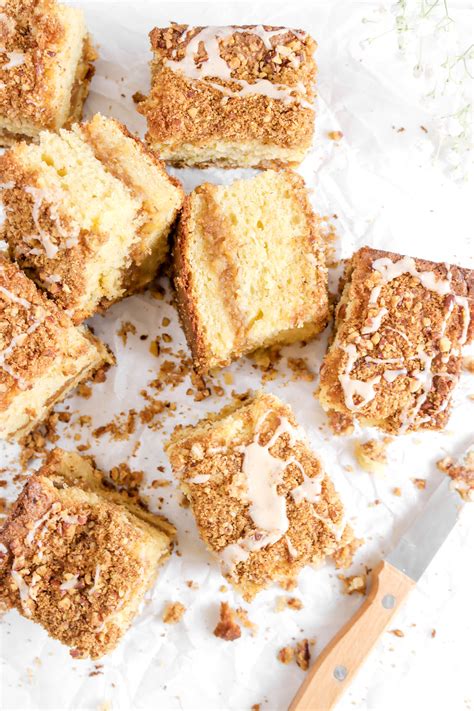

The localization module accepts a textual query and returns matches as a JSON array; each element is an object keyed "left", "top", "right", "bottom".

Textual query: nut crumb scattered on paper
[
  {"left": 213, "top": 602, "right": 241, "bottom": 641},
  {"left": 339, "top": 573, "right": 367, "bottom": 595},
  {"left": 162, "top": 602, "right": 186, "bottom": 625}
]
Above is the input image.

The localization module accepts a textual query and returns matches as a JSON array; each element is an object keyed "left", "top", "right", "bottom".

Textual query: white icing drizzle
[
  {"left": 339, "top": 343, "right": 381, "bottom": 410},
  {"left": 0, "top": 319, "right": 40, "bottom": 389},
  {"left": 24, "top": 186, "right": 80, "bottom": 259},
  {"left": 0, "top": 542, "right": 7, "bottom": 555},
  {"left": 88, "top": 564, "right": 101, "bottom": 595},
  {"left": 166, "top": 26, "right": 312, "bottom": 108},
  {"left": 0, "top": 180, "right": 14, "bottom": 189},
  {"left": 60, "top": 574, "right": 80, "bottom": 591},
  {"left": 2, "top": 51, "right": 24, "bottom": 69},
  {"left": 371, "top": 256, "right": 453, "bottom": 296},
  {"left": 361, "top": 307, "right": 388, "bottom": 335},
  {"left": 11, "top": 569, "right": 32, "bottom": 616},
  {"left": 219, "top": 412, "right": 304, "bottom": 577},
  {"left": 187, "top": 474, "right": 210, "bottom": 484},
  {"left": 284, "top": 535, "right": 298, "bottom": 559},
  {"left": 383, "top": 368, "right": 407, "bottom": 383},
  {"left": 24, "top": 506, "right": 53, "bottom": 545},
  {"left": 43, "top": 274, "right": 62, "bottom": 285},
  {"left": 291, "top": 472, "right": 323, "bottom": 505},
  {"left": 0, "top": 284, "right": 31, "bottom": 309}
]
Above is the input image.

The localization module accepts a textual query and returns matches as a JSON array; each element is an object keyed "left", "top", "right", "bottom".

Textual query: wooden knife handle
[{"left": 288, "top": 560, "right": 416, "bottom": 711}]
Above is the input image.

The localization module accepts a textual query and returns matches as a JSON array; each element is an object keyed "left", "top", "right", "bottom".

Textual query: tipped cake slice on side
[{"left": 174, "top": 169, "right": 329, "bottom": 373}]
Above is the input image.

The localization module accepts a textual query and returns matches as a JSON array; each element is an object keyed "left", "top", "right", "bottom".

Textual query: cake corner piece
[
  {"left": 0, "top": 448, "right": 174, "bottom": 659},
  {"left": 0, "top": 0, "right": 96, "bottom": 146},
  {"left": 318, "top": 246, "right": 474, "bottom": 434},
  {"left": 138, "top": 24, "right": 317, "bottom": 168},
  {"left": 0, "top": 113, "right": 184, "bottom": 322},
  {"left": 166, "top": 391, "right": 356, "bottom": 601}
]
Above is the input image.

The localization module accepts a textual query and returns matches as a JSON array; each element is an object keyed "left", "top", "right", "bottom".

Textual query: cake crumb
[
  {"left": 390, "top": 629, "right": 404, "bottom": 637},
  {"left": 162, "top": 601, "right": 186, "bottom": 625},
  {"left": 412, "top": 478, "right": 426, "bottom": 490},
  {"left": 277, "top": 646, "right": 294, "bottom": 664},
  {"left": 333, "top": 536, "right": 364, "bottom": 569},
  {"left": 287, "top": 357, "right": 315, "bottom": 382},
  {"left": 355, "top": 439, "right": 389, "bottom": 474},
  {"left": 251, "top": 705, "right": 261, "bottom": 711},
  {"left": 295, "top": 639, "right": 312, "bottom": 671},
  {"left": 275, "top": 596, "right": 304, "bottom": 612},
  {"left": 431, "top": 628, "right": 437, "bottom": 638},
  {"left": 328, "top": 130, "right": 343, "bottom": 141},
  {"left": 236, "top": 607, "right": 258, "bottom": 636},
  {"left": 437, "top": 451, "right": 474, "bottom": 501},
  {"left": 393, "top": 487, "right": 402, "bottom": 496},
  {"left": 117, "top": 321, "right": 137, "bottom": 345},
  {"left": 339, "top": 573, "right": 367, "bottom": 595},
  {"left": 213, "top": 602, "right": 241, "bottom": 641}
]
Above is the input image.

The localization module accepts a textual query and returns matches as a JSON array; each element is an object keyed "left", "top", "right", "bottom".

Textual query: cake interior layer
[
  {"left": 1, "top": 328, "right": 110, "bottom": 441},
  {"left": 186, "top": 171, "right": 327, "bottom": 367},
  {"left": 150, "top": 138, "right": 306, "bottom": 168},
  {"left": 80, "top": 115, "right": 182, "bottom": 289}
]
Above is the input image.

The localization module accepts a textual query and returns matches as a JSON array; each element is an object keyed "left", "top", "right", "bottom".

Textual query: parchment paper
[{"left": 1, "top": 2, "right": 473, "bottom": 710}]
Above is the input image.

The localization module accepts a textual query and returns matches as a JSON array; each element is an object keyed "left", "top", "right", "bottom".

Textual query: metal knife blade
[{"left": 386, "top": 475, "right": 465, "bottom": 582}]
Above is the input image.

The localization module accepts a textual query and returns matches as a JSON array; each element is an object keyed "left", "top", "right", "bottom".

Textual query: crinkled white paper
[{"left": 1, "top": 2, "right": 473, "bottom": 710}]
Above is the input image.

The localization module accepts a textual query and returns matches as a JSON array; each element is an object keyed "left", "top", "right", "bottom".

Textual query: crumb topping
[
  {"left": 319, "top": 247, "right": 474, "bottom": 434},
  {"left": 140, "top": 24, "right": 317, "bottom": 151},
  {"left": 166, "top": 393, "right": 354, "bottom": 599},
  {"left": 162, "top": 601, "right": 186, "bottom": 624}
]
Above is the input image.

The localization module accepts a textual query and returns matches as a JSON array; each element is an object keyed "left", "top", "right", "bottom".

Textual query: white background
[{"left": 0, "top": 1, "right": 473, "bottom": 710}]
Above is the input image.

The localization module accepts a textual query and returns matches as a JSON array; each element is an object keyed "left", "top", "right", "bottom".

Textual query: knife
[{"left": 288, "top": 471, "right": 466, "bottom": 711}]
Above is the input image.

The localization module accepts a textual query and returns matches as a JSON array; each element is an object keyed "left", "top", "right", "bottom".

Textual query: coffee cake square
[
  {"left": 0, "top": 449, "right": 175, "bottom": 659},
  {"left": 138, "top": 24, "right": 316, "bottom": 168},
  {"left": 318, "top": 247, "right": 474, "bottom": 434},
  {"left": 174, "top": 170, "right": 329, "bottom": 373},
  {"left": 166, "top": 392, "right": 356, "bottom": 601},
  {"left": 0, "top": 255, "right": 112, "bottom": 441},
  {"left": 0, "top": 114, "right": 184, "bottom": 322},
  {"left": 0, "top": 0, "right": 96, "bottom": 145}
]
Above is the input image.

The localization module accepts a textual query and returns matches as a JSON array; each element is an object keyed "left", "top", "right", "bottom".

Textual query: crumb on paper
[
  {"left": 277, "top": 646, "right": 294, "bottom": 664},
  {"left": 437, "top": 451, "right": 474, "bottom": 502},
  {"left": 77, "top": 383, "right": 92, "bottom": 399},
  {"left": 431, "top": 628, "right": 437, "bottom": 638},
  {"left": 109, "top": 462, "right": 143, "bottom": 494},
  {"left": 393, "top": 487, "right": 402, "bottom": 496},
  {"left": 355, "top": 438, "right": 390, "bottom": 474},
  {"left": 162, "top": 601, "right": 186, "bottom": 625},
  {"left": 132, "top": 91, "right": 146, "bottom": 104},
  {"left": 328, "top": 130, "right": 343, "bottom": 141},
  {"left": 295, "top": 639, "right": 312, "bottom": 671},
  {"left": 390, "top": 629, "right": 405, "bottom": 638},
  {"left": 287, "top": 357, "right": 315, "bottom": 382},
  {"left": 186, "top": 580, "right": 199, "bottom": 590},
  {"left": 251, "top": 705, "right": 261, "bottom": 711},
  {"left": 339, "top": 573, "right": 367, "bottom": 595},
  {"left": 213, "top": 602, "right": 241, "bottom": 641},
  {"left": 462, "top": 357, "right": 474, "bottom": 373},
  {"left": 236, "top": 607, "right": 258, "bottom": 636},
  {"left": 117, "top": 321, "right": 137, "bottom": 345},
  {"left": 333, "top": 536, "right": 364, "bottom": 569},
  {"left": 412, "top": 478, "right": 426, "bottom": 490},
  {"left": 275, "top": 596, "right": 304, "bottom": 612}
]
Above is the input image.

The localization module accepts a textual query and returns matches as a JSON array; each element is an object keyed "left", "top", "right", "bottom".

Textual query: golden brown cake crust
[
  {"left": 0, "top": 449, "right": 174, "bottom": 658},
  {"left": 318, "top": 246, "right": 474, "bottom": 434},
  {"left": 173, "top": 170, "right": 329, "bottom": 373},
  {"left": 166, "top": 392, "right": 355, "bottom": 601},
  {"left": 139, "top": 24, "right": 316, "bottom": 167}
]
